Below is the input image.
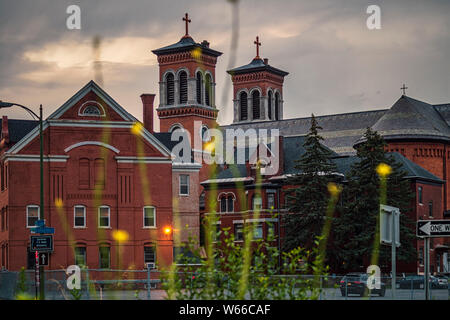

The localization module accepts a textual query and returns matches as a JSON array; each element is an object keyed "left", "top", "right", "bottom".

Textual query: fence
[{"left": 1, "top": 270, "right": 449, "bottom": 300}]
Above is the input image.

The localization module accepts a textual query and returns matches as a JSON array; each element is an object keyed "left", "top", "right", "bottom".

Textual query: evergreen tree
[
  {"left": 334, "top": 128, "right": 416, "bottom": 271},
  {"left": 283, "top": 114, "right": 339, "bottom": 252}
]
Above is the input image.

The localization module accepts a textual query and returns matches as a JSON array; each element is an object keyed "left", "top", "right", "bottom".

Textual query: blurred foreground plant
[{"left": 161, "top": 228, "right": 327, "bottom": 300}]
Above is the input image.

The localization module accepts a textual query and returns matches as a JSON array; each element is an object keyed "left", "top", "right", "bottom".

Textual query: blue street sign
[
  {"left": 31, "top": 220, "right": 55, "bottom": 234},
  {"left": 35, "top": 220, "right": 46, "bottom": 227},
  {"left": 31, "top": 227, "right": 55, "bottom": 234}
]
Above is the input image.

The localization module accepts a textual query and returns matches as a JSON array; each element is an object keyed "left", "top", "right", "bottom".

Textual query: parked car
[
  {"left": 340, "top": 273, "right": 386, "bottom": 297},
  {"left": 398, "top": 275, "right": 439, "bottom": 289},
  {"left": 434, "top": 275, "right": 448, "bottom": 289}
]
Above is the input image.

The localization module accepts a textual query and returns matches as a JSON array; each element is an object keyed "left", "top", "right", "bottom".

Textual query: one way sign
[
  {"left": 417, "top": 220, "right": 450, "bottom": 237},
  {"left": 38, "top": 252, "right": 49, "bottom": 266}
]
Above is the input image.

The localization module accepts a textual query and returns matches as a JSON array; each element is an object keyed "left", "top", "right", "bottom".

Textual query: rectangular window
[
  {"left": 252, "top": 195, "right": 262, "bottom": 211},
  {"left": 179, "top": 175, "right": 189, "bottom": 196},
  {"left": 212, "top": 223, "right": 221, "bottom": 242},
  {"left": 27, "top": 205, "right": 39, "bottom": 228},
  {"left": 227, "top": 196, "right": 234, "bottom": 212},
  {"left": 98, "top": 206, "right": 110, "bottom": 228},
  {"left": 267, "top": 222, "right": 276, "bottom": 240},
  {"left": 144, "top": 247, "right": 155, "bottom": 264},
  {"left": 99, "top": 247, "right": 110, "bottom": 269},
  {"left": 428, "top": 201, "right": 433, "bottom": 217},
  {"left": 143, "top": 206, "right": 156, "bottom": 228},
  {"left": 234, "top": 223, "right": 244, "bottom": 241},
  {"left": 418, "top": 186, "right": 423, "bottom": 204},
  {"left": 267, "top": 193, "right": 275, "bottom": 210},
  {"left": 253, "top": 223, "right": 263, "bottom": 240},
  {"left": 74, "top": 206, "right": 86, "bottom": 228},
  {"left": 75, "top": 247, "right": 87, "bottom": 266}
]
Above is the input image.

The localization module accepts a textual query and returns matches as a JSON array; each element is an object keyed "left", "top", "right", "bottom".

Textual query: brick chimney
[
  {"left": 140, "top": 94, "right": 156, "bottom": 133},
  {"left": 1, "top": 116, "right": 9, "bottom": 143}
]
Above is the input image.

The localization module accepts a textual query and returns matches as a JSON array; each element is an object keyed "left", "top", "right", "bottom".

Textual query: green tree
[
  {"left": 334, "top": 128, "right": 416, "bottom": 271},
  {"left": 283, "top": 114, "right": 339, "bottom": 253}
]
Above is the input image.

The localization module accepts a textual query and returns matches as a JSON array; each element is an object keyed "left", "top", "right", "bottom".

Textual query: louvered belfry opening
[
  {"left": 166, "top": 73, "right": 175, "bottom": 105},
  {"left": 275, "top": 92, "right": 280, "bottom": 120},
  {"left": 240, "top": 92, "right": 248, "bottom": 121},
  {"left": 205, "top": 74, "right": 212, "bottom": 106},
  {"left": 179, "top": 71, "right": 188, "bottom": 104},
  {"left": 252, "top": 90, "right": 260, "bottom": 120},
  {"left": 196, "top": 72, "right": 202, "bottom": 104},
  {"left": 268, "top": 90, "right": 273, "bottom": 120}
]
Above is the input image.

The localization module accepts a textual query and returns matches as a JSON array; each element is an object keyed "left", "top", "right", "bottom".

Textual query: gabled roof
[
  {"left": 358, "top": 95, "right": 450, "bottom": 144},
  {"left": 152, "top": 36, "right": 222, "bottom": 57},
  {"left": 48, "top": 80, "right": 138, "bottom": 121},
  {"left": 4, "top": 81, "right": 172, "bottom": 157},
  {"left": 227, "top": 58, "right": 289, "bottom": 77}
]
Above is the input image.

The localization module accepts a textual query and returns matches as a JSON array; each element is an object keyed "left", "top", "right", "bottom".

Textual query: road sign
[
  {"left": 31, "top": 227, "right": 55, "bottom": 234},
  {"left": 38, "top": 252, "right": 49, "bottom": 266},
  {"left": 30, "top": 235, "right": 53, "bottom": 252},
  {"left": 417, "top": 220, "right": 450, "bottom": 237},
  {"left": 380, "top": 205, "right": 400, "bottom": 247}
]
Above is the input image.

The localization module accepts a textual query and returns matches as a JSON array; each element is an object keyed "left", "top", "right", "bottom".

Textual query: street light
[{"left": 0, "top": 101, "right": 45, "bottom": 300}]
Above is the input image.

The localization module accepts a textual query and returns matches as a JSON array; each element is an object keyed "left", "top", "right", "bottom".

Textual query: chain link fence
[{"left": 1, "top": 270, "right": 449, "bottom": 300}]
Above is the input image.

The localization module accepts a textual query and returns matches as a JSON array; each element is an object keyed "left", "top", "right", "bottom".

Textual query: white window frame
[
  {"left": 26, "top": 205, "right": 39, "bottom": 228},
  {"left": 143, "top": 206, "right": 156, "bottom": 229},
  {"left": 74, "top": 205, "right": 86, "bottom": 228},
  {"left": 179, "top": 174, "right": 190, "bottom": 196},
  {"left": 98, "top": 206, "right": 110, "bottom": 228}
]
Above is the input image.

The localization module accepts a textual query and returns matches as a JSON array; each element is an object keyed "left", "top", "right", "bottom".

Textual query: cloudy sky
[{"left": 0, "top": 0, "right": 449, "bottom": 129}]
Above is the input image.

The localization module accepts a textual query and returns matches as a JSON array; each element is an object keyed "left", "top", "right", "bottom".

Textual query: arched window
[
  {"left": 196, "top": 72, "right": 202, "bottom": 104},
  {"left": 240, "top": 92, "right": 248, "bottom": 121},
  {"left": 179, "top": 71, "right": 188, "bottom": 104},
  {"left": 205, "top": 74, "right": 212, "bottom": 106},
  {"left": 166, "top": 73, "right": 174, "bottom": 105},
  {"left": 220, "top": 195, "right": 227, "bottom": 213},
  {"left": 275, "top": 92, "right": 280, "bottom": 120},
  {"left": 82, "top": 105, "right": 101, "bottom": 116},
  {"left": 252, "top": 91, "right": 260, "bottom": 120},
  {"left": 268, "top": 91, "right": 273, "bottom": 120},
  {"left": 227, "top": 196, "right": 234, "bottom": 213}
]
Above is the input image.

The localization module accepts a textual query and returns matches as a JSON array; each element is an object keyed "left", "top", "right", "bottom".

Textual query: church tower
[
  {"left": 152, "top": 13, "right": 222, "bottom": 141},
  {"left": 227, "top": 36, "right": 288, "bottom": 124}
]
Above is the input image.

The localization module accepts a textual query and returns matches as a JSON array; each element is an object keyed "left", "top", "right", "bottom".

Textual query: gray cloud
[{"left": 0, "top": 0, "right": 449, "bottom": 126}]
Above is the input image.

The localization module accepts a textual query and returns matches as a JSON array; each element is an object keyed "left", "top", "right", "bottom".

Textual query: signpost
[
  {"left": 29, "top": 219, "right": 55, "bottom": 300},
  {"left": 417, "top": 219, "right": 450, "bottom": 300},
  {"left": 35, "top": 251, "right": 39, "bottom": 300},
  {"left": 380, "top": 205, "right": 400, "bottom": 300}
]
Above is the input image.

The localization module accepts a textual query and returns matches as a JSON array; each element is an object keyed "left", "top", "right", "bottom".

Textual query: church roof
[
  {"left": 333, "top": 152, "right": 444, "bottom": 184},
  {"left": 227, "top": 58, "right": 289, "bottom": 77},
  {"left": 356, "top": 95, "right": 450, "bottom": 145},
  {"left": 223, "top": 96, "right": 450, "bottom": 156},
  {"left": 152, "top": 36, "right": 222, "bottom": 57}
]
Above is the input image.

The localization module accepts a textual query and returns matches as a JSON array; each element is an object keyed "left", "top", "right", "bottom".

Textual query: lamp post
[{"left": 0, "top": 101, "right": 45, "bottom": 300}]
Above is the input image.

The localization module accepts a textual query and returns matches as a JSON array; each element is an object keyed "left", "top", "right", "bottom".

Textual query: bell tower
[
  {"left": 152, "top": 13, "right": 223, "bottom": 140},
  {"left": 227, "top": 36, "right": 288, "bottom": 124}
]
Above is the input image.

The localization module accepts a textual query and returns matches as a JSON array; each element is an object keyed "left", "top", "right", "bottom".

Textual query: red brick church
[{"left": 0, "top": 13, "right": 449, "bottom": 275}]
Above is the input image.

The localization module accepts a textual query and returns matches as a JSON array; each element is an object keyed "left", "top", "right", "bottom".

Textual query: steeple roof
[
  {"left": 227, "top": 58, "right": 289, "bottom": 77},
  {"left": 152, "top": 36, "right": 222, "bottom": 57}
]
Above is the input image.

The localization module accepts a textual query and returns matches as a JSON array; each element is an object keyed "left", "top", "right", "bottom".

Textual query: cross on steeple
[
  {"left": 401, "top": 84, "right": 408, "bottom": 95},
  {"left": 254, "top": 36, "right": 261, "bottom": 59},
  {"left": 182, "top": 13, "right": 191, "bottom": 38}
]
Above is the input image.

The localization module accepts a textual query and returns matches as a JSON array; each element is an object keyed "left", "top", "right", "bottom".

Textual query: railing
[{"left": 1, "top": 270, "right": 449, "bottom": 300}]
